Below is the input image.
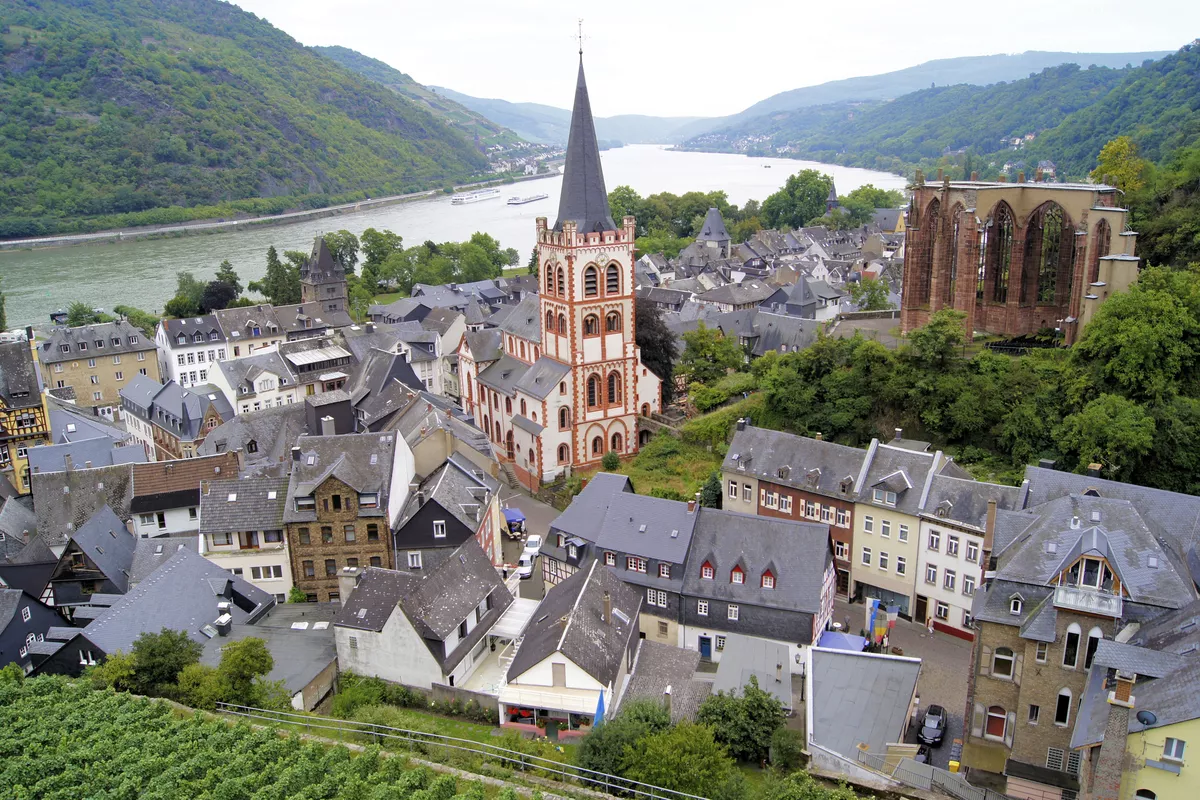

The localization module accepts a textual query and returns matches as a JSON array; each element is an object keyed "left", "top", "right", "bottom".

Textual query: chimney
[
  {"left": 602, "top": 591, "right": 612, "bottom": 625},
  {"left": 338, "top": 566, "right": 361, "bottom": 606},
  {"left": 1092, "top": 672, "right": 1137, "bottom": 800},
  {"left": 1017, "top": 171, "right": 1026, "bottom": 184},
  {"left": 894, "top": 427, "right": 903, "bottom": 440},
  {"left": 1087, "top": 462, "right": 1102, "bottom": 477},
  {"left": 214, "top": 611, "right": 232, "bottom": 636},
  {"left": 291, "top": 447, "right": 301, "bottom": 462},
  {"left": 970, "top": 171, "right": 979, "bottom": 181},
  {"left": 982, "top": 499, "right": 998, "bottom": 585},
  {"left": 663, "top": 685, "right": 672, "bottom": 716},
  {"left": 998, "top": 174, "right": 1007, "bottom": 183},
  {"left": 814, "top": 432, "right": 822, "bottom": 441},
  {"left": 320, "top": 415, "right": 335, "bottom": 436},
  {"left": 736, "top": 417, "right": 745, "bottom": 432},
  {"left": 63, "top": 453, "right": 73, "bottom": 472},
  {"left": 365, "top": 322, "right": 375, "bottom": 333},
  {"left": 417, "top": 491, "right": 425, "bottom": 507},
  {"left": 84, "top": 461, "right": 92, "bottom": 469},
  {"left": 936, "top": 168, "right": 944, "bottom": 182},
  {"left": 1035, "top": 166, "right": 1044, "bottom": 182}
]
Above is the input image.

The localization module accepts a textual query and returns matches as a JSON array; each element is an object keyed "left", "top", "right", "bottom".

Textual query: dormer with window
[
  {"left": 731, "top": 566, "right": 744, "bottom": 585},
  {"left": 776, "top": 465, "right": 790, "bottom": 480},
  {"left": 1009, "top": 595, "right": 1024, "bottom": 616},
  {"left": 872, "top": 487, "right": 898, "bottom": 505},
  {"left": 839, "top": 476, "right": 854, "bottom": 495},
  {"left": 761, "top": 570, "right": 775, "bottom": 589},
  {"left": 295, "top": 496, "right": 315, "bottom": 513},
  {"left": 177, "top": 334, "right": 187, "bottom": 345},
  {"left": 701, "top": 561, "right": 714, "bottom": 580},
  {"left": 805, "top": 468, "right": 820, "bottom": 488}
]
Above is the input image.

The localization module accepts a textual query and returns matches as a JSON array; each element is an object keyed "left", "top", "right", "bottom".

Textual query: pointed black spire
[{"left": 554, "top": 58, "right": 617, "bottom": 234}]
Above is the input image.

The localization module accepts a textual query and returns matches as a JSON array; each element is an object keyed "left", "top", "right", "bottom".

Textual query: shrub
[
  {"left": 770, "top": 726, "right": 805, "bottom": 770},
  {"left": 601, "top": 450, "right": 620, "bottom": 471}
]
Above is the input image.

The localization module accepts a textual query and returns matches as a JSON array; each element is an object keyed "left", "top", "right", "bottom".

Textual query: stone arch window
[
  {"left": 985, "top": 203, "right": 1014, "bottom": 303},
  {"left": 584, "top": 314, "right": 600, "bottom": 336},
  {"left": 606, "top": 311, "right": 622, "bottom": 332},
  {"left": 1029, "top": 202, "right": 1073, "bottom": 305},
  {"left": 546, "top": 310, "right": 555, "bottom": 333},
  {"left": 483, "top": 415, "right": 490, "bottom": 437},
  {"left": 545, "top": 267, "right": 554, "bottom": 294},
  {"left": 587, "top": 375, "right": 600, "bottom": 408},
  {"left": 606, "top": 264, "right": 621, "bottom": 295},
  {"left": 611, "top": 431, "right": 623, "bottom": 452},
  {"left": 520, "top": 399, "right": 527, "bottom": 416},
  {"left": 911, "top": 198, "right": 938, "bottom": 307},
  {"left": 992, "top": 646, "right": 1015, "bottom": 678},
  {"left": 505, "top": 397, "right": 512, "bottom": 414},
  {"left": 519, "top": 341, "right": 526, "bottom": 360},
  {"left": 1064, "top": 622, "right": 1082, "bottom": 668},
  {"left": 584, "top": 266, "right": 599, "bottom": 297},
  {"left": 1085, "top": 627, "right": 1104, "bottom": 669},
  {"left": 557, "top": 313, "right": 567, "bottom": 335},
  {"left": 493, "top": 421, "right": 501, "bottom": 442},
  {"left": 641, "top": 403, "right": 650, "bottom": 416},
  {"left": 558, "top": 444, "right": 569, "bottom": 464},
  {"left": 607, "top": 371, "right": 622, "bottom": 404},
  {"left": 559, "top": 407, "right": 569, "bottom": 429},
  {"left": 1054, "top": 688, "right": 1072, "bottom": 726},
  {"left": 946, "top": 205, "right": 963, "bottom": 304},
  {"left": 556, "top": 266, "right": 565, "bottom": 297},
  {"left": 528, "top": 447, "right": 534, "bottom": 464},
  {"left": 1089, "top": 218, "right": 1111, "bottom": 285},
  {"left": 591, "top": 436, "right": 603, "bottom": 455}
]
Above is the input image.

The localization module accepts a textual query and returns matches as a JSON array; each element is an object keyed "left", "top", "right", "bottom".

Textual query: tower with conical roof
[
  {"left": 300, "top": 237, "right": 347, "bottom": 313},
  {"left": 533, "top": 55, "right": 661, "bottom": 472},
  {"left": 826, "top": 182, "right": 840, "bottom": 214}
]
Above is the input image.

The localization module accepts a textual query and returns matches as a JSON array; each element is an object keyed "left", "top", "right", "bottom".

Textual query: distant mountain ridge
[{"left": 0, "top": 0, "right": 487, "bottom": 238}]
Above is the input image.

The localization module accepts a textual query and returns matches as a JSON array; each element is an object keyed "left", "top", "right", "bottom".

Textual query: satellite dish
[{"left": 1136, "top": 710, "right": 1158, "bottom": 726}]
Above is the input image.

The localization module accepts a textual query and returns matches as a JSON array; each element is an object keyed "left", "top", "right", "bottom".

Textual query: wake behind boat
[
  {"left": 507, "top": 193, "right": 549, "bottom": 205},
  {"left": 451, "top": 187, "right": 501, "bottom": 205}
]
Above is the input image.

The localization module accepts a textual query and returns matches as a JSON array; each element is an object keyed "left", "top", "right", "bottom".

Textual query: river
[{"left": 0, "top": 146, "right": 905, "bottom": 328}]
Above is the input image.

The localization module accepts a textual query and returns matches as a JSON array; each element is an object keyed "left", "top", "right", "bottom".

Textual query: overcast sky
[{"left": 232, "top": 0, "right": 1199, "bottom": 117}]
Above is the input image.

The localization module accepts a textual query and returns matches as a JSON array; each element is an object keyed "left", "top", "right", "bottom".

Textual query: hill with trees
[{"left": 0, "top": 0, "right": 488, "bottom": 239}]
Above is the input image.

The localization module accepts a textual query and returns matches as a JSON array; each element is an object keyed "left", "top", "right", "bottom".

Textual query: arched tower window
[
  {"left": 1032, "top": 203, "right": 1072, "bottom": 304},
  {"left": 559, "top": 407, "right": 569, "bottom": 429},
  {"left": 545, "top": 267, "right": 554, "bottom": 294},
  {"left": 946, "top": 205, "right": 963, "bottom": 304},
  {"left": 611, "top": 431, "right": 623, "bottom": 452},
  {"left": 606, "top": 311, "right": 622, "bottom": 332},
  {"left": 584, "top": 266, "right": 598, "bottom": 297},
  {"left": 546, "top": 310, "right": 554, "bottom": 333},
  {"left": 587, "top": 375, "right": 599, "bottom": 407},
  {"left": 592, "top": 436, "right": 603, "bottom": 455},
  {"left": 606, "top": 264, "right": 620, "bottom": 295},
  {"left": 558, "top": 444, "right": 569, "bottom": 464},
  {"left": 520, "top": 399, "right": 527, "bottom": 416},
  {"left": 607, "top": 371, "right": 622, "bottom": 404},
  {"left": 584, "top": 315, "right": 599, "bottom": 336},
  {"left": 557, "top": 313, "right": 566, "bottom": 335},
  {"left": 556, "top": 266, "right": 565, "bottom": 297}
]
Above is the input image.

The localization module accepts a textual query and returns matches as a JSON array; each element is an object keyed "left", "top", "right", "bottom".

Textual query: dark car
[
  {"left": 913, "top": 744, "right": 933, "bottom": 764},
  {"left": 918, "top": 704, "right": 946, "bottom": 746}
]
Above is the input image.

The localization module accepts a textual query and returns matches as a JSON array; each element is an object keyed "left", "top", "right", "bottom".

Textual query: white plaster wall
[
  {"left": 850, "top": 504, "right": 920, "bottom": 608},
  {"left": 387, "top": 434, "right": 416, "bottom": 528},
  {"left": 510, "top": 653, "right": 604, "bottom": 692},
  {"left": 134, "top": 505, "right": 198, "bottom": 537},
  {"left": 915, "top": 519, "right": 983, "bottom": 632},
  {"left": 335, "top": 609, "right": 444, "bottom": 689}
]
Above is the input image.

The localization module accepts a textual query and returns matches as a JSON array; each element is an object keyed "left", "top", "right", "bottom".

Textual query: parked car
[
  {"left": 516, "top": 553, "right": 536, "bottom": 579},
  {"left": 913, "top": 744, "right": 933, "bottom": 764},
  {"left": 918, "top": 704, "right": 946, "bottom": 746},
  {"left": 522, "top": 534, "right": 542, "bottom": 557}
]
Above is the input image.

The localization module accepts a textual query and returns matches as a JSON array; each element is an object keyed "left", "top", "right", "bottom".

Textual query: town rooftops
[
  {"left": 62, "top": 505, "right": 138, "bottom": 594},
  {"left": 27, "top": 437, "right": 147, "bottom": 475},
  {"left": 284, "top": 433, "right": 397, "bottom": 522},
  {"left": 129, "top": 535, "right": 197, "bottom": 585},
  {"left": 697, "top": 280, "right": 777, "bottom": 307},
  {"left": 0, "top": 496, "right": 37, "bottom": 556},
  {"left": 196, "top": 402, "right": 307, "bottom": 468},
  {"left": 513, "top": 357, "right": 571, "bottom": 400},
  {"left": 215, "top": 350, "right": 296, "bottom": 393},
  {"left": 130, "top": 453, "right": 240, "bottom": 513},
  {"left": 274, "top": 302, "right": 353, "bottom": 335},
  {"left": 40, "top": 320, "right": 154, "bottom": 364},
  {"left": 159, "top": 316, "right": 225, "bottom": 349},
  {"left": 332, "top": 567, "right": 414, "bottom": 632},
  {"left": 213, "top": 304, "right": 282, "bottom": 340},
  {"left": 495, "top": 294, "right": 542, "bottom": 344},
  {"left": 199, "top": 475, "right": 288, "bottom": 534},
  {"left": 507, "top": 559, "right": 641, "bottom": 686},
  {"left": 462, "top": 329, "right": 503, "bottom": 363},
  {"left": 47, "top": 398, "right": 132, "bottom": 445},
  {"left": 922, "top": 473, "right": 1028, "bottom": 531},
  {"left": 31, "top": 461, "right": 134, "bottom": 548},
  {"left": 724, "top": 425, "right": 868, "bottom": 500},
  {"left": 395, "top": 456, "right": 499, "bottom": 533},
  {"left": 547, "top": 472, "right": 634, "bottom": 544},
  {"left": 476, "top": 354, "right": 529, "bottom": 396},
  {"left": 808, "top": 647, "right": 921, "bottom": 760},
  {"left": 0, "top": 341, "right": 39, "bottom": 409}
]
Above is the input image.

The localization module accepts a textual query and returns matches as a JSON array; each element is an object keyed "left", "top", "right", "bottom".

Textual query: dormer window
[
  {"left": 129, "top": 336, "right": 138, "bottom": 344},
  {"left": 873, "top": 488, "right": 897, "bottom": 505},
  {"left": 210, "top": 332, "right": 219, "bottom": 341},
  {"left": 731, "top": 567, "right": 744, "bottom": 585},
  {"left": 177, "top": 335, "right": 187, "bottom": 345},
  {"left": 567, "top": 544, "right": 577, "bottom": 559},
  {"left": 193, "top": 333, "right": 203, "bottom": 343},
  {"left": 295, "top": 496, "right": 315, "bottom": 512},
  {"left": 252, "top": 327, "right": 261, "bottom": 336},
  {"left": 1010, "top": 597, "right": 1023, "bottom": 615},
  {"left": 78, "top": 342, "right": 87, "bottom": 351},
  {"left": 111, "top": 337, "right": 121, "bottom": 346},
  {"left": 761, "top": 571, "right": 775, "bottom": 589},
  {"left": 840, "top": 478, "right": 853, "bottom": 494},
  {"left": 701, "top": 562, "right": 714, "bottom": 580},
  {"left": 95, "top": 340, "right": 104, "bottom": 349}
]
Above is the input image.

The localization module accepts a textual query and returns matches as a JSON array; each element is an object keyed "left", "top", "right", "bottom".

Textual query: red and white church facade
[{"left": 457, "top": 60, "right": 662, "bottom": 487}]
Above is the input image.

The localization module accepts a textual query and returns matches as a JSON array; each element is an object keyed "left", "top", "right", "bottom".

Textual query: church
[{"left": 458, "top": 58, "right": 662, "bottom": 488}]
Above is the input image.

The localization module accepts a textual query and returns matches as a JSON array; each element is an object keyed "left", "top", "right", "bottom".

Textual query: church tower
[
  {"left": 300, "top": 237, "right": 347, "bottom": 314},
  {"left": 535, "top": 57, "right": 660, "bottom": 467}
]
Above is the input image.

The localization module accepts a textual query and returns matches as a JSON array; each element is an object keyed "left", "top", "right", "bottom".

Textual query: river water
[{"left": 0, "top": 146, "right": 905, "bottom": 328}]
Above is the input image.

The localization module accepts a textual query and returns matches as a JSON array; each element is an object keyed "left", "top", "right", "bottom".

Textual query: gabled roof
[
  {"left": 462, "top": 329, "right": 504, "bottom": 364},
  {"left": 495, "top": 295, "right": 542, "bottom": 344},
  {"left": 554, "top": 59, "right": 617, "bottom": 234},
  {"left": 508, "top": 560, "right": 641, "bottom": 686},
  {"left": 31, "top": 462, "right": 134, "bottom": 548},
  {"left": 547, "top": 473, "right": 633, "bottom": 544},
  {"left": 159, "top": 316, "right": 225, "bottom": 349},
  {"left": 274, "top": 302, "right": 354, "bottom": 335},
  {"left": 284, "top": 433, "right": 398, "bottom": 521},
  {"left": 332, "top": 568, "right": 415, "bottom": 632},
  {"left": 199, "top": 475, "right": 288, "bottom": 534},
  {"left": 300, "top": 237, "right": 345, "bottom": 282},
  {"left": 476, "top": 354, "right": 530, "bottom": 396},
  {"left": 39, "top": 320, "right": 155, "bottom": 364},
  {"left": 28, "top": 437, "right": 147, "bottom": 475},
  {"left": 0, "top": 341, "right": 39, "bottom": 409},
  {"left": 696, "top": 208, "right": 730, "bottom": 243},
  {"left": 346, "top": 349, "right": 424, "bottom": 428},
  {"left": 395, "top": 456, "right": 499, "bottom": 533},
  {"left": 62, "top": 506, "right": 137, "bottom": 593},
  {"left": 0, "top": 497, "right": 37, "bottom": 558},
  {"left": 697, "top": 280, "right": 777, "bottom": 307},
  {"left": 213, "top": 304, "right": 283, "bottom": 340},
  {"left": 723, "top": 425, "right": 869, "bottom": 500},
  {"left": 131, "top": 453, "right": 239, "bottom": 502},
  {"left": 197, "top": 402, "right": 307, "bottom": 469},
  {"left": 129, "top": 535, "right": 197, "bottom": 585},
  {"left": 512, "top": 357, "right": 571, "bottom": 401},
  {"left": 809, "top": 648, "right": 921, "bottom": 760},
  {"left": 859, "top": 443, "right": 943, "bottom": 515}
]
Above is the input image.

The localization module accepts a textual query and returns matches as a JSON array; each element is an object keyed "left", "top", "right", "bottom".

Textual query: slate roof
[
  {"left": 512, "top": 415, "right": 544, "bottom": 436},
  {"left": 922, "top": 474, "right": 1027, "bottom": 531},
  {"left": 274, "top": 302, "right": 354, "bottom": 335},
  {"left": 697, "top": 280, "right": 777, "bottom": 307},
  {"left": 1090, "top": 638, "right": 1189, "bottom": 678},
  {"left": 420, "top": 307, "right": 465, "bottom": 336},
  {"left": 159, "top": 316, "right": 225, "bottom": 349},
  {"left": 752, "top": 312, "right": 820, "bottom": 357},
  {"left": 215, "top": 351, "right": 296, "bottom": 395},
  {"left": 368, "top": 298, "right": 432, "bottom": 324},
  {"left": 197, "top": 403, "right": 307, "bottom": 469},
  {"left": 389, "top": 392, "right": 493, "bottom": 459},
  {"left": 871, "top": 209, "right": 903, "bottom": 231},
  {"left": 199, "top": 602, "right": 337, "bottom": 697},
  {"left": 129, "top": 535, "right": 198, "bottom": 585},
  {"left": 11, "top": 534, "right": 55, "bottom": 565},
  {"left": 462, "top": 329, "right": 504, "bottom": 364},
  {"left": 1072, "top": 649, "right": 1200, "bottom": 750},
  {"left": 395, "top": 456, "right": 499, "bottom": 533},
  {"left": 199, "top": 475, "right": 289, "bottom": 534},
  {"left": 0, "top": 560, "right": 53, "bottom": 597},
  {"left": 621, "top": 640, "right": 709, "bottom": 723},
  {"left": 0, "top": 497, "right": 37, "bottom": 559},
  {"left": 346, "top": 349, "right": 424, "bottom": 428},
  {"left": 554, "top": 59, "right": 617, "bottom": 234},
  {"left": 65, "top": 506, "right": 138, "bottom": 593},
  {"left": 299, "top": 237, "right": 346, "bottom": 283},
  {"left": 970, "top": 579, "right": 1053, "bottom": 628},
  {"left": 332, "top": 567, "right": 414, "bottom": 632},
  {"left": 284, "top": 433, "right": 398, "bottom": 523},
  {"left": 476, "top": 354, "right": 530, "bottom": 396},
  {"left": 0, "top": 588, "right": 31, "bottom": 630},
  {"left": 0, "top": 341, "right": 39, "bottom": 409},
  {"left": 859, "top": 443, "right": 942, "bottom": 516},
  {"left": 213, "top": 304, "right": 283, "bottom": 341},
  {"left": 724, "top": 425, "right": 868, "bottom": 501},
  {"left": 31, "top": 462, "right": 134, "bottom": 548},
  {"left": 28, "top": 438, "right": 146, "bottom": 475},
  {"left": 547, "top": 473, "right": 633, "bottom": 544},
  {"left": 40, "top": 320, "right": 155, "bottom": 364},
  {"left": 684, "top": 509, "right": 832, "bottom": 618},
  {"left": 342, "top": 321, "right": 419, "bottom": 361},
  {"left": 118, "top": 373, "right": 162, "bottom": 415},
  {"left": 1129, "top": 597, "right": 1200, "bottom": 654},
  {"left": 495, "top": 295, "right": 542, "bottom": 344},
  {"left": 696, "top": 208, "right": 730, "bottom": 243},
  {"left": 507, "top": 559, "right": 641, "bottom": 686},
  {"left": 809, "top": 648, "right": 921, "bottom": 759},
  {"left": 81, "top": 547, "right": 274, "bottom": 653}
]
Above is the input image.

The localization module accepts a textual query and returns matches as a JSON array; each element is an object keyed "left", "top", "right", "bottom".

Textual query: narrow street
[{"left": 498, "top": 487, "right": 559, "bottom": 600}]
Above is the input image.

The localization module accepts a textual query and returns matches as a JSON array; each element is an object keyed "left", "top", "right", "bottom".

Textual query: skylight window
[
  {"left": 267, "top": 491, "right": 277, "bottom": 500},
  {"left": 307, "top": 455, "right": 315, "bottom": 465},
  {"left": 228, "top": 493, "right": 237, "bottom": 502}
]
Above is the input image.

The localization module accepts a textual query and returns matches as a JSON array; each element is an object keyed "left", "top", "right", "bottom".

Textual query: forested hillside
[
  {"left": 314, "top": 45, "right": 524, "bottom": 149},
  {"left": 0, "top": 0, "right": 488, "bottom": 238}
]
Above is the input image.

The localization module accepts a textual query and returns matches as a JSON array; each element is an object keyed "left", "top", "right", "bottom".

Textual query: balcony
[{"left": 1053, "top": 585, "right": 1122, "bottom": 618}]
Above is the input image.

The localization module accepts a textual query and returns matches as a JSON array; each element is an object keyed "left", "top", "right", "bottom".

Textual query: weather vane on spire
[{"left": 577, "top": 18, "right": 584, "bottom": 56}]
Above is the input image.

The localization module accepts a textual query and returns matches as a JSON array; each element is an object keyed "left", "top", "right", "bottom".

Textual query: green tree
[
  {"left": 761, "top": 170, "right": 834, "bottom": 230},
  {"left": 679, "top": 323, "right": 745, "bottom": 385},
  {"left": 700, "top": 470, "right": 722, "bottom": 508},
  {"left": 1054, "top": 394, "right": 1155, "bottom": 481},
  {"left": 526, "top": 246, "right": 539, "bottom": 276},
  {"left": 609, "top": 184, "right": 641, "bottom": 223},
  {"left": 620, "top": 722, "right": 742, "bottom": 798},
  {"left": 848, "top": 277, "right": 893, "bottom": 310},
  {"left": 175, "top": 663, "right": 226, "bottom": 710},
  {"left": 200, "top": 280, "right": 238, "bottom": 312},
  {"left": 130, "top": 628, "right": 203, "bottom": 694},
  {"left": 1090, "top": 136, "right": 1149, "bottom": 194},
  {"left": 248, "top": 246, "right": 301, "bottom": 305},
  {"left": 576, "top": 699, "right": 670, "bottom": 779},
  {"left": 360, "top": 227, "right": 403, "bottom": 271},
  {"left": 86, "top": 650, "right": 136, "bottom": 691},
  {"left": 322, "top": 230, "right": 360, "bottom": 274},
  {"left": 288, "top": 585, "right": 308, "bottom": 603},
  {"left": 764, "top": 770, "right": 865, "bottom": 800},
  {"left": 379, "top": 248, "right": 418, "bottom": 295},
  {"left": 113, "top": 305, "right": 161, "bottom": 338},
  {"left": 601, "top": 450, "right": 620, "bottom": 471},
  {"left": 502, "top": 246, "right": 520, "bottom": 267},
  {"left": 907, "top": 310, "right": 967, "bottom": 369},
  {"left": 696, "top": 675, "right": 785, "bottom": 762},
  {"left": 217, "top": 637, "right": 274, "bottom": 704},
  {"left": 66, "top": 301, "right": 109, "bottom": 327},
  {"left": 214, "top": 260, "right": 242, "bottom": 296},
  {"left": 844, "top": 184, "right": 904, "bottom": 210},
  {"left": 634, "top": 298, "right": 677, "bottom": 403}
]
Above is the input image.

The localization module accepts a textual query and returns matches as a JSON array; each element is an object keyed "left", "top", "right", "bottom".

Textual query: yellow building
[
  {"left": 38, "top": 320, "right": 161, "bottom": 420},
  {"left": 0, "top": 340, "right": 50, "bottom": 494}
]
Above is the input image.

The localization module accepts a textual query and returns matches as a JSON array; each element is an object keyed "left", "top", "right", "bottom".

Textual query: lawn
[
  {"left": 373, "top": 290, "right": 406, "bottom": 305},
  {"left": 579, "top": 433, "right": 722, "bottom": 500}
]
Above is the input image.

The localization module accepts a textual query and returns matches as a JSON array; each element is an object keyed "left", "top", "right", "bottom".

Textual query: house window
[
  {"left": 1036, "top": 642, "right": 1048, "bottom": 663},
  {"left": 928, "top": 530, "right": 941, "bottom": 551},
  {"left": 861, "top": 547, "right": 871, "bottom": 566},
  {"left": 780, "top": 495, "right": 793, "bottom": 514},
  {"left": 731, "top": 568, "right": 744, "bottom": 584},
  {"left": 1085, "top": 628, "right": 1103, "bottom": 670},
  {"left": 743, "top": 484, "right": 752, "bottom": 502},
  {"left": 303, "top": 560, "right": 314, "bottom": 578},
  {"left": 321, "top": 526, "right": 333, "bottom": 543},
  {"left": 567, "top": 544, "right": 577, "bottom": 559},
  {"left": 697, "top": 600, "right": 709, "bottom": 616},
  {"left": 408, "top": 552, "right": 423, "bottom": 569},
  {"left": 1163, "top": 738, "right": 1186, "bottom": 762},
  {"left": 992, "top": 647, "right": 1015, "bottom": 678},
  {"left": 935, "top": 601, "right": 949, "bottom": 620},
  {"left": 658, "top": 621, "right": 669, "bottom": 637},
  {"left": 878, "top": 552, "right": 889, "bottom": 570},
  {"left": 1063, "top": 623, "right": 1081, "bottom": 668},
  {"left": 715, "top": 635, "right": 726, "bottom": 651},
  {"left": 627, "top": 557, "right": 647, "bottom": 573},
  {"left": 836, "top": 509, "right": 850, "bottom": 527},
  {"left": 985, "top": 706, "right": 1007, "bottom": 740},
  {"left": 558, "top": 444, "right": 569, "bottom": 464},
  {"left": 22, "top": 607, "right": 31, "bottom": 623},
  {"left": 946, "top": 535, "right": 960, "bottom": 556},
  {"left": 963, "top": 575, "right": 975, "bottom": 596},
  {"left": 895, "top": 556, "right": 906, "bottom": 575},
  {"left": 881, "top": 520, "right": 891, "bottom": 538},
  {"left": 1028, "top": 705, "right": 1040, "bottom": 725},
  {"left": 325, "top": 559, "right": 337, "bottom": 576},
  {"left": 370, "top": 556, "right": 381, "bottom": 567},
  {"left": 834, "top": 541, "right": 848, "bottom": 560},
  {"left": 1054, "top": 689, "right": 1072, "bottom": 726},
  {"left": 863, "top": 516, "right": 874, "bottom": 533},
  {"left": 433, "top": 521, "right": 447, "bottom": 538},
  {"left": 1010, "top": 598, "right": 1023, "bottom": 615},
  {"left": 659, "top": 563, "right": 671, "bottom": 579},
  {"left": 925, "top": 564, "right": 937, "bottom": 584},
  {"left": 898, "top": 524, "right": 909, "bottom": 542},
  {"left": 647, "top": 589, "right": 667, "bottom": 608},
  {"left": 944, "top": 569, "right": 956, "bottom": 591},
  {"left": 344, "top": 525, "right": 356, "bottom": 543},
  {"left": 605, "top": 552, "right": 615, "bottom": 566},
  {"left": 298, "top": 527, "right": 310, "bottom": 544},
  {"left": 966, "top": 541, "right": 979, "bottom": 562},
  {"left": 728, "top": 480, "right": 738, "bottom": 499},
  {"left": 727, "top": 605, "right": 739, "bottom": 621},
  {"left": 761, "top": 572, "right": 775, "bottom": 589},
  {"left": 701, "top": 562, "right": 714, "bottom": 580}
]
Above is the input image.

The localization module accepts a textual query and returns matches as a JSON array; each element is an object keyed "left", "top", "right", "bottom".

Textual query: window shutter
[
  {"left": 1014, "top": 653, "right": 1024, "bottom": 686},
  {"left": 1004, "top": 712, "right": 1016, "bottom": 747},
  {"left": 980, "top": 645, "right": 991, "bottom": 676},
  {"left": 971, "top": 703, "right": 984, "bottom": 738}
]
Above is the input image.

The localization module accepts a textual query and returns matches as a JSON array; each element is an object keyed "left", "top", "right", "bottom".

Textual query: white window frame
[
  {"left": 878, "top": 551, "right": 889, "bottom": 571},
  {"left": 928, "top": 530, "right": 941, "bottom": 551},
  {"left": 1164, "top": 738, "right": 1186, "bottom": 762},
  {"left": 728, "top": 480, "right": 738, "bottom": 499},
  {"left": 408, "top": 552, "right": 423, "bottom": 569},
  {"left": 863, "top": 515, "right": 874, "bottom": 533},
  {"left": 896, "top": 556, "right": 906, "bottom": 575},
  {"left": 935, "top": 601, "right": 949, "bottom": 620},
  {"left": 727, "top": 604, "right": 739, "bottom": 621},
  {"left": 861, "top": 547, "right": 872, "bottom": 566},
  {"left": 433, "top": 520, "right": 447, "bottom": 538},
  {"left": 898, "top": 524, "right": 909, "bottom": 542},
  {"left": 880, "top": 519, "right": 891, "bottom": 538},
  {"left": 697, "top": 600, "right": 708, "bottom": 616},
  {"left": 926, "top": 564, "right": 937, "bottom": 585}
]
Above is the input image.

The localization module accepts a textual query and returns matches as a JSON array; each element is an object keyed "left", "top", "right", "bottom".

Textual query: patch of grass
[
  {"left": 501, "top": 266, "right": 530, "bottom": 279},
  {"left": 581, "top": 433, "right": 721, "bottom": 499},
  {"left": 372, "top": 290, "right": 407, "bottom": 305}
]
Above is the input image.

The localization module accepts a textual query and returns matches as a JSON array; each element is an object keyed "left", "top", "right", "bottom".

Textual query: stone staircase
[{"left": 497, "top": 460, "right": 521, "bottom": 489}]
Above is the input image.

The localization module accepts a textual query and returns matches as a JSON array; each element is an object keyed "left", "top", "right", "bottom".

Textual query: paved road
[
  {"left": 833, "top": 597, "right": 972, "bottom": 770},
  {"left": 498, "top": 488, "right": 560, "bottom": 600}
]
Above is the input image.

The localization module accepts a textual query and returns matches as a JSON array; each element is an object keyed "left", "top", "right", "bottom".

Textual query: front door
[
  {"left": 699, "top": 636, "right": 712, "bottom": 660},
  {"left": 915, "top": 595, "right": 928, "bottom": 625}
]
